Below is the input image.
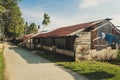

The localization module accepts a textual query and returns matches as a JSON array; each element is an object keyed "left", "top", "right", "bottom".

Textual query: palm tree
[{"left": 42, "top": 13, "right": 50, "bottom": 31}]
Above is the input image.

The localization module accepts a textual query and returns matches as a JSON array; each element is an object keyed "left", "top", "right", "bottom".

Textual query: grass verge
[
  {"left": 57, "top": 61, "right": 120, "bottom": 80},
  {"left": 36, "top": 49, "right": 120, "bottom": 80},
  {"left": 0, "top": 48, "right": 4, "bottom": 80}
]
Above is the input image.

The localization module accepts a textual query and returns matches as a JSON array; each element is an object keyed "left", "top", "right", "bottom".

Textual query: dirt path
[{"left": 3, "top": 43, "right": 89, "bottom": 80}]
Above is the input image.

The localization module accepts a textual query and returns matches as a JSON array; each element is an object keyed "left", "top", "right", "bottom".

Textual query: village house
[
  {"left": 23, "top": 32, "right": 42, "bottom": 49},
  {"left": 23, "top": 33, "right": 34, "bottom": 49},
  {"left": 24, "top": 18, "right": 120, "bottom": 61}
]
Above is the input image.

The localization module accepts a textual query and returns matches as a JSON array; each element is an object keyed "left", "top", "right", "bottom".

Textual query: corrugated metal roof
[
  {"left": 36, "top": 22, "right": 94, "bottom": 37},
  {"left": 33, "top": 19, "right": 113, "bottom": 38}
]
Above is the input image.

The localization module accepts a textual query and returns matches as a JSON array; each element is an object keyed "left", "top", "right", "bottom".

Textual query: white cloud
[{"left": 80, "top": 0, "right": 108, "bottom": 8}]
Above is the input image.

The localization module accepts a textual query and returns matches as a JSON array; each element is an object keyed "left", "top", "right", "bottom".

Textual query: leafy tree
[
  {"left": 26, "top": 23, "right": 38, "bottom": 34},
  {"left": 1, "top": 0, "right": 24, "bottom": 38},
  {"left": 42, "top": 13, "right": 50, "bottom": 31},
  {"left": 0, "top": 6, "right": 5, "bottom": 13}
]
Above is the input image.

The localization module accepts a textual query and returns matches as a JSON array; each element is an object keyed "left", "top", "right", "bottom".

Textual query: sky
[{"left": 19, "top": 0, "right": 120, "bottom": 30}]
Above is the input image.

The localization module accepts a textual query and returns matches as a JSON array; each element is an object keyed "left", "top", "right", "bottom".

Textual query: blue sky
[{"left": 19, "top": 0, "right": 120, "bottom": 30}]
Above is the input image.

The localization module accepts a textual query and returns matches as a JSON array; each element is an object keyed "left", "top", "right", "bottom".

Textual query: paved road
[{"left": 3, "top": 43, "right": 89, "bottom": 80}]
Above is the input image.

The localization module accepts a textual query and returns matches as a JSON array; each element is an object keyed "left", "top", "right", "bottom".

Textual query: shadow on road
[
  {"left": 7, "top": 45, "right": 89, "bottom": 80},
  {"left": 8, "top": 45, "right": 74, "bottom": 64},
  {"left": 8, "top": 45, "right": 51, "bottom": 64}
]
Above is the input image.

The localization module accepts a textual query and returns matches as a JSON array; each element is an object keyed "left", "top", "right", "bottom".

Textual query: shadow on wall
[{"left": 82, "top": 71, "right": 114, "bottom": 80}]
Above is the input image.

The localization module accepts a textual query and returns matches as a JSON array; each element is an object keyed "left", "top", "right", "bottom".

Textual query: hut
[
  {"left": 30, "top": 18, "right": 120, "bottom": 61},
  {"left": 23, "top": 33, "right": 34, "bottom": 49}
]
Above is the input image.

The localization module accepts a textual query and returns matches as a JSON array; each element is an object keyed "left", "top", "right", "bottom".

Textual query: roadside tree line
[{"left": 0, "top": 0, "right": 50, "bottom": 40}]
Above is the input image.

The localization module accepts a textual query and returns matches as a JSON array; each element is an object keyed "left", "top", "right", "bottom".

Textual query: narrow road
[{"left": 3, "top": 43, "right": 89, "bottom": 80}]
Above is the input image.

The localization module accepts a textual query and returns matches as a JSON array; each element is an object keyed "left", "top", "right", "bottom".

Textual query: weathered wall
[
  {"left": 75, "top": 47, "right": 117, "bottom": 61},
  {"left": 75, "top": 21, "right": 119, "bottom": 61},
  {"left": 91, "top": 21, "right": 119, "bottom": 50},
  {"left": 42, "top": 45, "right": 74, "bottom": 57},
  {"left": 43, "top": 46, "right": 53, "bottom": 51},
  {"left": 56, "top": 48, "right": 74, "bottom": 57},
  {"left": 37, "top": 37, "right": 75, "bottom": 57},
  {"left": 75, "top": 32, "right": 91, "bottom": 61},
  {"left": 89, "top": 47, "right": 117, "bottom": 60},
  {"left": 55, "top": 37, "right": 66, "bottom": 49}
]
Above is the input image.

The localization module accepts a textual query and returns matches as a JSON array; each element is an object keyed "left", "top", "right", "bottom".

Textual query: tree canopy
[
  {"left": 42, "top": 13, "right": 50, "bottom": 27},
  {"left": 0, "top": 6, "right": 5, "bottom": 13},
  {"left": 24, "top": 22, "right": 38, "bottom": 34},
  {"left": 0, "top": 0, "right": 24, "bottom": 38},
  {"left": 0, "top": 0, "right": 50, "bottom": 38},
  {"left": 42, "top": 13, "right": 50, "bottom": 26}
]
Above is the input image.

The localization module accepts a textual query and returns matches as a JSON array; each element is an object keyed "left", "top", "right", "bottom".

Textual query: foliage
[
  {"left": 0, "top": 6, "right": 5, "bottom": 13},
  {"left": 0, "top": 0, "right": 24, "bottom": 38},
  {"left": 42, "top": 13, "right": 50, "bottom": 27},
  {"left": 24, "top": 22, "right": 38, "bottom": 34},
  {"left": 38, "top": 25, "right": 40, "bottom": 29},
  {"left": 0, "top": 47, "right": 4, "bottom": 80},
  {"left": 42, "top": 13, "right": 50, "bottom": 31}
]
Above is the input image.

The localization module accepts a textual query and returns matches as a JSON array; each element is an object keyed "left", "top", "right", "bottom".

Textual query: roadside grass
[
  {"left": 0, "top": 48, "right": 4, "bottom": 80},
  {"left": 36, "top": 49, "right": 120, "bottom": 80},
  {"left": 57, "top": 61, "right": 120, "bottom": 80}
]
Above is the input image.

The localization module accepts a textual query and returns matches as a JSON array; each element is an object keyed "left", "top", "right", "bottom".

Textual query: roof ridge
[{"left": 35, "top": 18, "right": 111, "bottom": 37}]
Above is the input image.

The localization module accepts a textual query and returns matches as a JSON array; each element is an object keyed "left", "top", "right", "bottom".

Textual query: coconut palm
[{"left": 42, "top": 13, "right": 50, "bottom": 31}]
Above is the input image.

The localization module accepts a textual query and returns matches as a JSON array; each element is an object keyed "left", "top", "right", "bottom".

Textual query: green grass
[
  {"left": 0, "top": 49, "right": 4, "bottom": 80},
  {"left": 57, "top": 61, "right": 120, "bottom": 80},
  {"left": 36, "top": 49, "right": 120, "bottom": 80}
]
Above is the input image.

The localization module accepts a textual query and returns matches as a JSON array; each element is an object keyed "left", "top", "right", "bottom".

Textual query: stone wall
[
  {"left": 75, "top": 32, "right": 91, "bottom": 61},
  {"left": 90, "top": 47, "right": 117, "bottom": 61},
  {"left": 76, "top": 47, "right": 118, "bottom": 61}
]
